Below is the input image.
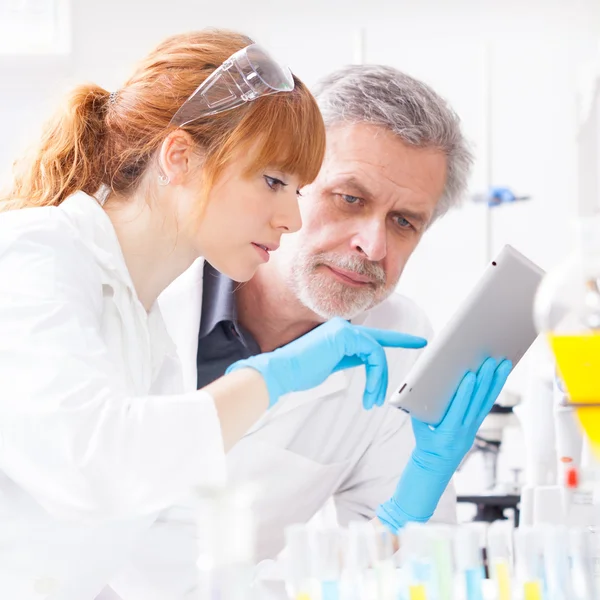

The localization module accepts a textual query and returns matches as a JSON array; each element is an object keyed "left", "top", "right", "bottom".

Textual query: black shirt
[{"left": 196, "top": 262, "right": 261, "bottom": 389}]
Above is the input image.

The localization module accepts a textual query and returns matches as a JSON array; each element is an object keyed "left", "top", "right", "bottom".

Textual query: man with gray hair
[{"left": 104, "top": 65, "right": 510, "bottom": 600}]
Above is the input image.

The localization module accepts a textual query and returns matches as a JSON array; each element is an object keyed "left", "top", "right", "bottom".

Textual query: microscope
[{"left": 457, "top": 388, "right": 522, "bottom": 525}]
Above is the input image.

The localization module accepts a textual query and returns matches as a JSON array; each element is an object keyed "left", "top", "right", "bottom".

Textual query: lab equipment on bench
[
  {"left": 457, "top": 391, "right": 522, "bottom": 527},
  {"left": 513, "top": 524, "right": 599, "bottom": 600},
  {"left": 282, "top": 521, "right": 598, "bottom": 600},
  {"left": 526, "top": 47, "right": 600, "bottom": 535},
  {"left": 534, "top": 215, "right": 600, "bottom": 456},
  {"left": 487, "top": 521, "right": 514, "bottom": 600},
  {"left": 390, "top": 245, "right": 545, "bottom": 425},
  {"left": 513, "top": 527, "right": 544, "bottom": 600},
  {"left": 533, "top": 48, "right": 600, "bottom": 457},
  {"left": 453, "top": 525, "right": 486, "bottom": 600},
  {"left": 398, "top": 523, "right": 437, "bottom": 600},
  {"left": 285, "top": 521, "right": 398, "bottom": 600}
]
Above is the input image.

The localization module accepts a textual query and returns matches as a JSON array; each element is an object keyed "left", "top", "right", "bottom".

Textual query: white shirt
[
  {"left": 106, "top": 259, "right": 457, "bottom": 600},
  {"left": 0, "top": 193, "right": 226, "bottom": 600}
]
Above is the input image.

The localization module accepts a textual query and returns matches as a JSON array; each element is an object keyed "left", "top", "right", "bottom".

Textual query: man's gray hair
[{"left": 313, "top": 65, "right": 474, "bottom": 220}]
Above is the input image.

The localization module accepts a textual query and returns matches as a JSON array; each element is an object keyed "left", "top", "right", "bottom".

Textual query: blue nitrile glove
[
  {"left": 377, "top": 357, "right": 513, "bottom": 533},
  {"left": 225, "top": 317, "right": 426, "bottom": 409}
]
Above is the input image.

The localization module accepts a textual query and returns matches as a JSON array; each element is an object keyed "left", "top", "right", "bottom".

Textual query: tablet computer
[{"left": 389, "top": 244, "right": 545, "bottom": 425}]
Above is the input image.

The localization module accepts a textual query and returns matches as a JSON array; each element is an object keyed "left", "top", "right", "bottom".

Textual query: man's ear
[{"left": 158, "top": 130, "right": 204, "bottom": 185}]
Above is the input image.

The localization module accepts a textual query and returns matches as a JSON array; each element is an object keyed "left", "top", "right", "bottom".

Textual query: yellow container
[
  {"left": 549, "top": 333, "right": 600, "bottom": 454},
  {"left": 493, "top": 560, "right": 512, "bottom": 600},
  {"left": 523, "top": 581, "right": 542, "bottom": 600},
  {"left": 409, "top": 584, "right": 427, "bottom": 600}
]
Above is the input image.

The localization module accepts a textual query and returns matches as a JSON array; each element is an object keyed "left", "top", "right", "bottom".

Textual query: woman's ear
[{"left": 158, "top": 130, "right": 204, "bottom": 185}]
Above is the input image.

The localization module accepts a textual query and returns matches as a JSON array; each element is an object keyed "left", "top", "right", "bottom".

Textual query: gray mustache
[{"left": 313, "top": 253, "right": 386, "bottom": 285}]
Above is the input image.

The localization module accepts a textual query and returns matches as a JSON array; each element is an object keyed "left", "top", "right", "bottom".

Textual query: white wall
[{"left": 2, "top": 0, "right": 600, "bottom": 501}]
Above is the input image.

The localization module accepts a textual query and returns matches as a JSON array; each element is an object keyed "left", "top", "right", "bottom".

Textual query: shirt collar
[{"left": 199, "top": 261, "right": 238, "bottom": 339}]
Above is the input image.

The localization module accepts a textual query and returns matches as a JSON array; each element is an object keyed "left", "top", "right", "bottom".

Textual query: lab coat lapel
[{"left": 158, "top": 258, "right": 205, "bottom": 393}]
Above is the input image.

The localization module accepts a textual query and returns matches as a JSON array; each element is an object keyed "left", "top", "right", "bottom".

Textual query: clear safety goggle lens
[{"left": 170, "top": 43, "right": 294, "bottom": 127}]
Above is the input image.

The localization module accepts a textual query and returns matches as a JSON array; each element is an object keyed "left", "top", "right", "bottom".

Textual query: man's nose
[{"left": 350, "top": 219, "right": 387, "bottom": 262}]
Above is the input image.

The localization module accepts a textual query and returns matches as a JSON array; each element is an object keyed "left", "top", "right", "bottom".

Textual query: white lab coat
[
  {"left": 0, "top": 193, "right": 226, "bottom": 600},
  {"left": 105, "top": 259, "right": 457, "bottom": 599}
]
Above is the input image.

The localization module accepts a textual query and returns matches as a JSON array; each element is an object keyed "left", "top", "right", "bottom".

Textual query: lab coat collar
[
  {"left": 59, "top": 192, "right": 136, "bottom": 291},
  {"left": 59, "top": 192, "right": 178, "bottom": 366},
  {"left": 158, "top": 258, "right": 206, "bottom": 392}
]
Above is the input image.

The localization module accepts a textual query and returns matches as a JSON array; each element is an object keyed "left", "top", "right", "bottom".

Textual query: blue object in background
[{"left": 472, "top": 186, "right": 531, "bottom": 207}]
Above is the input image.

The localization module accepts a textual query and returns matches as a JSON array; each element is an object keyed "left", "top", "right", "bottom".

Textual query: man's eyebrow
[
  {"left": 331, "top": 176, "right": 432, "bottom": 227},
  {"left": 329, "top": 176, "right": 374, "bottom": 200}
]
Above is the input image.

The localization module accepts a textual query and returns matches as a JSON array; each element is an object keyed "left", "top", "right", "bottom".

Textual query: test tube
[
  {"left": 343, "top": 522, "right": 376, "bottom": 600},
  {"left": 487, "top": 521, "right": 514, "bottom": 600},
  {"left": 284, "top": 524, "right": 317, "bottom": 600},
  {"left": 400, "top": 523, "right": 434, "bottom": 600},
  {"left": 453, "top": 524, "right": 484, "bottom": 600},
  {"left": 513, "top": 527, "right": 544, "bottom": 600},
  {"left": 428, "top": 526, "right": 455, "bottom": 600},
  {"left": 314, "top": 528, "right": 345, "bottom": 600},
  {"left": 366, "top": 525, "right": 398, "bottom": 600},
  {"left": 542, "top": 525, "right": 572, "bottom": 600},
  {"left": 568, "top": 527, "right": 598, "bottom": 600},
  {"left": 588, "top": 526, "right": 600, "bottom": 596}
]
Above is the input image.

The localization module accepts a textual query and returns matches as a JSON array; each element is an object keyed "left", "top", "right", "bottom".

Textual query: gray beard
[{"left": 289, "top": 263, "right": 391, "bottom": 320}]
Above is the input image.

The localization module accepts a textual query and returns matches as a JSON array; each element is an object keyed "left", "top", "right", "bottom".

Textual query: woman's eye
[
  {"left": 264, "top": 175, "right": 287, "bottom": 191},
  {"left": 341, "top": 194, "right": 360, "bottom": 204}
]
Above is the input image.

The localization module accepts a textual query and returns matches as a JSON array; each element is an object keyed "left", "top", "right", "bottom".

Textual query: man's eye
[
  {"left": 394, "top": 215, "right": 413, "bottom": 229},
  {"left": 264, "top": 175, "right": 287, "bottom": 190},
  {"left": 341, "top": 194, "right": 360, "bottom": 204}
]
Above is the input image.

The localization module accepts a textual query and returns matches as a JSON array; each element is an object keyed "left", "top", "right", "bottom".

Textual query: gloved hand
[
  {"left": 226, "top": 317, "right": 426, "bottom": 409},
  {"left": 377, "top": 357, "right": 513, "bottom": 533}
]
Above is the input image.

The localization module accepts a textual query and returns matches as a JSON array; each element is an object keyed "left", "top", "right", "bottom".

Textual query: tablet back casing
[{"left": 389, "top": 245, "right": 545, "bottom": 425}]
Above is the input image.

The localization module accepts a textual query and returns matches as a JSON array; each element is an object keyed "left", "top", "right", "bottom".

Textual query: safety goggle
[{"left": 169, "top": 43, "right": 294, "bottom": 127}]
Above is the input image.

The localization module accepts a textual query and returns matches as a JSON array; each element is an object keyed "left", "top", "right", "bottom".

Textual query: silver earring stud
[{"left": 158, "top": 173, "right": 170, "bottom": 186}]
